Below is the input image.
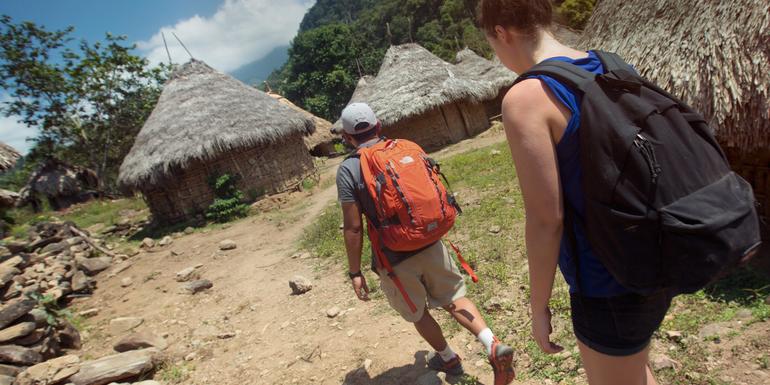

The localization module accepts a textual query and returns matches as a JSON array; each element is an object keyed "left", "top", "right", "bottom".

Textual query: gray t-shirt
[{"left": 336, "top": 139, "right": 432, "bottom": 269}]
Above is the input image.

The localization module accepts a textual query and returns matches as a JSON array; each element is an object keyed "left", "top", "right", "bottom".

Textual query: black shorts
[{"left": 570, "top": 290, "right": 673, "bottom": 356}]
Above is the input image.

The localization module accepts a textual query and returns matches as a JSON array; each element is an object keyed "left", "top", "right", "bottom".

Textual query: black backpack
[{"left": 516, "top": 51, "right": 762, "bottom": 294}]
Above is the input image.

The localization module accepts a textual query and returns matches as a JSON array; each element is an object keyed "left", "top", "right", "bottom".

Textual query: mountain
[{"left": 229, "top": 45, "right": 289, "bottom": 87}]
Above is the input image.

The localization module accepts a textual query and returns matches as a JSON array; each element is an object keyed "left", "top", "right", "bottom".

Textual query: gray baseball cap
[{"left": 340, "top": 102, "right": 378, "bottom": 135}]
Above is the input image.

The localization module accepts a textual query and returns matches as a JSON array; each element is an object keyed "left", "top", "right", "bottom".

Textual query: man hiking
[{"left": 335, "top": 102, "right": 515, "bottom": 384}]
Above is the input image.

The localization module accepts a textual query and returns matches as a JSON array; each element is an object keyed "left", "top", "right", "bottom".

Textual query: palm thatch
[
  {"left": 118, "top": 59, "right": 315, "bottom": 188},
  {"left": 0, "top": 142, "right": 21, "bottom": 172},
  {"left": 266, "top": 92, "right": 336, "bottom": 155},
  {"left": 454, "top": 48, "right": 518, "bottom": 92},
  {"left": 579, "top": 0, "right": 770, "bottom": 151},
  {"left": 333, "top": 44, "right": 500, "bottom": 133}
]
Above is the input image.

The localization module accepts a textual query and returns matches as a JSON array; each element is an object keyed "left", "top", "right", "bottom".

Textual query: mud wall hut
[
  {"left": 118, "top": 60, "right": 316, "bottom": 223},
  {"left": 580, "top": 0, "right": 770, "bottom": 220},
  {"left": 0, "top": 141, "right": 21, "bottom": 173},
  {"left": 333, "top": 44, "right": 496, "bottom": 152},
  {"left": 266, "top": 92, "right": 338, "bottom": 157},
  {"left": 454, "top": 48, "right": 518, "bottom": 119}
]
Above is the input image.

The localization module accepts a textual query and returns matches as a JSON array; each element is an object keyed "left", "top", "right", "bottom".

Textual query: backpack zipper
[
  {"left": 633, "top": 133, "right": 662, "bottom": 185},
  {"left": 385, "top": 162, "right": 416, "bottom": 225},
  {"left": 422, "top": 156, "right": 447, "bottom": 219}
]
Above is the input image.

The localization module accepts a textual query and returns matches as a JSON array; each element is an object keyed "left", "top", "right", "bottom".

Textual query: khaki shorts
[{"left": 378, "top": 241, "right": 467, "bottom": 322}]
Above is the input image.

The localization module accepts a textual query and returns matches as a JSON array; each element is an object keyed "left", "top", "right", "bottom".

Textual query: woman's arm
[{"left": 502, "top": 78, "right": 570, "bottom": 354}]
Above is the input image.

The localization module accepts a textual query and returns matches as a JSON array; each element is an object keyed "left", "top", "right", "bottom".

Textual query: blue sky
[{"left": 0, "top": 0, "right": 314, "bottom": 154}]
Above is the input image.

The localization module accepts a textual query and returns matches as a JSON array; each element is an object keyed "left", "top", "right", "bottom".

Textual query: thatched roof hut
[
  {"left": 333, "top": 44, "right": 496, "bottom": 151},
  {"left": 266, "top": 92, "right": 338, "bottom": 157},
  {"left": 580, "top": 0, "right": 770, "bottom": 220},
  {"left": 0, "top": 142, "right": 21, "bottom": 172},
  {"left": 21, "top": 158, "right": 99, "bottom": 211},
  {"left": 454, "top": 48, "right": 517, "bottom": 118},
  {"left": 119, "top": 59, "right": 316, "bottom": 222}
]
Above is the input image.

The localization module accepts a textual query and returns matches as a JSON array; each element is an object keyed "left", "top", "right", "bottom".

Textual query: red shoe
[{"left": 489, "top": 337, "right": 515, "bottom": 385}]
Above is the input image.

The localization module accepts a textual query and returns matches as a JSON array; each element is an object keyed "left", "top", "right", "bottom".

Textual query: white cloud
[{"left": 137, "top": 0, "right": 314, "bottom": 73}]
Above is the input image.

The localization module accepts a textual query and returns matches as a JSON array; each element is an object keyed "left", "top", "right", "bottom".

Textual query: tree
[
  {"left": 0, "top": 16, "right": 167, "bottom": 190},
  {"left": 557, "top": 0, "right": 596, "bottom": 30}
]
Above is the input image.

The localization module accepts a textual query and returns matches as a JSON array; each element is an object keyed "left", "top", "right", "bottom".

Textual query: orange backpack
[{"left": 358, "top": 139, "right": 477, "bottom": 313}]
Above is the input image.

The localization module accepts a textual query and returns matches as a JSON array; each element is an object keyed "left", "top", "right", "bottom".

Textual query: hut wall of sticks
[
  {"left": 119, "top": 60, "right": 316, "bottom": 223},
  {"left": 333, "top": 44, "right": 516, "bottom": 151},
  {"left": 580, "top": 0, "right": 770, "bottom": 254}
]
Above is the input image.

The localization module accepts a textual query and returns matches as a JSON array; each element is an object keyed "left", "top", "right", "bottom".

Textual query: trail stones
[
  {"left": 289, "top": 275, "right": 312, "bottom": 295},
  {"left": 665, "top": 330, "right": 683, "bottom": 342},
  {"left": 15, "top": 354, "right": 80, "bottom": 385},
  {"left": 488, "top": 225, "right": 502, "bottom": 234},
  {"left": 218, "top": 239, "right": 237, "bottom": 251},
  {"left": 326, "top": 306, "right": 341, "bottom": 318},
  {"left": 180, "top": 279, "right": 213, "bottom": 295},
  {"left": 108, "top": 317, "right": 144, "bottom": 335},
  {"left": 140, "top": 238, "right": 155, "bottom": 249},
  {"left": 78, "top": 257, "right": 112, "bottom": 276},
  {"left": 78, "top": 308, "right": 99, "bottom": 318},
  {"left": 0, "top": 364, "right": 22, "bottom": 377},
  {"left": 0, "top": 297, "right": 36, "bottom": 329},
  {"left": 0, "top": 321, "right": 36, "bottom": 343},
  {"left": 0, "top": 375, "right": 12, "bottom": 385},
  {"left": 113, "top": 332, "right": 167, "bottom": 352},
  {"left": 183, "top": 227, "right": 194, "bottom": 235},
  {"left": 158, "top": 236, "right": 173, "bottom": 247},
  {"left": 68, "top": 348, "right": 159, "bottom": 385},
  {"left": 698, "top": 322, "right": 732, "bottom": 341},
  {"left": 58, "top": 321, "right": 82, "bottom": 349},
  {"left": 651, "top": 354, "right": 678, "bottom": 371},
  {"left": 120, "top": 277, "right": 133, "bottom": 288},
  {"left": 363, "top": 358, "right": 372, "bottom": 371},
  {"left": 175, "top": 267, "right": 199, "bottom": 282},
  {"left": 0, "top": 345, "right": 42, "bottom": 365}
]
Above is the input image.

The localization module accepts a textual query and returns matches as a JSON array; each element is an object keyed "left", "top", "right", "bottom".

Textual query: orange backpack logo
[{"left": 358, "top": 139, "right": 457, "bottom": 251}]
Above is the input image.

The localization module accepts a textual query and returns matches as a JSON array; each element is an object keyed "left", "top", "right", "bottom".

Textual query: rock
[
  {"left": 183, "top": 227, "right": 194, "bottom": 235},
  {"left": 326, "top": 306, "right": 341, "bottom": 318},
  {"left": 68, "top": 348, "right": 160, "bottom": 385},
  {"left": 113, "top": 332, "right": 167, "bottom": 352},
  {"left": 158, "top": 236, "right": 173, "bottom": 247},
  {"left": 0, "top": 345, "right": 42, "bottom": 365},
  {"left": 488, "top": 225, "right": 502, "bottom": 234},
  {"left": 665, "top": 330, "right": 683, "bottom": 342},
  {"left": 40, "top": 242, "right": 68, "bottom": 255},
  {"left": 289, "top": 275, "right": 312, "bottom": 295},
  {"left": 416, "top": 371, "right": 442, "bottom": 385},
  {"left": 57, "top": 321, "right": 82, "bottom": 349},
  {"left": 735, "top": 308, "right": 753, "bottom": 320},
  {"left": 651, "top": 354, "right": 678, "bottom": 371},
  {"left": 180, "top": 279, "right": 213, "bottom": 295},
  {"left": 0, "top": 298, "right": 36, "bottom": 329},
  {"left": 174, "top": 267, "right": 198, "bottom": 282},
  {"left": 134, "top": 381, "right": 161, "bottom": 385},
  {"left": 184, "top": 352, "right": 197, "bottom": 361},
  {"left": 363, "top": 358, "right": 372, "bottom": 371},
  {"left": 32, "top": 334, "right": 61, "bottom": 360},
  {"left": 15, "top": 354, "right": 80, "bottom": 385},
  {"left": 0, "top": 322, "right": 36, "bottom": 343},
  {"left": 120, "top": 277, "right": 133, "bottom": 288},
  {"left": 27, "top": 309, "right": 48, "bottom": 328},
  {"left": 217, "top": 331, "right": 236, "bottom": 339},
  {"left": 140, "top": 238, "right": 155, "bottom": 249},
  {"left": 13, "top": 328, "right": 47, "bottom": 346},
  {"left": 698, "top": 322, "right": 732, "bottom": 340},
  {"left": 483, "top": 297, "right": 510, "bottom": 312},
  {"left": 0, "top": 364, "right": 22, "bottom": 377},
  {"left": 490, "top": 149, "right": 502, "bottom": 155},
  {"left": 0, "top": 266, "right": 20, "bottom": 287},
  {"left": 218, "top": 240, "right": 237, "bottom": 251},
  {"left": 78, "top": 309, "right": 99, "bottom": 318},
  {"left": 108, "top": 261, "right": 132, "bottom": 277},
  {"left": 108, "top": 317, "right": 144, "bottom": 335},
  {"left": 78, "top": 257, "right": 112, "bottom": 276},
  {"left": 0, "top": 375, "right": 12, "bottom": 385},
  {"left": 71, "top": 271, "right": 92, "bottom": 293}
]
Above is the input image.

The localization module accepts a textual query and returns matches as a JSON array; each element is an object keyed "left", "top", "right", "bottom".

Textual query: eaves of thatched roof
[
  {"left": 0, "top": 141, "right": 21, "bottom": 172},
  {"left": 266, "top": 92, "right": 334, "bottom": 150},
  {"left": 333, "top": 44, "right": 502, "bottom": 133},
  {"left": 118, "top": 60, "right": 315, "bottom": 188},
  {"left": 579, "top": 0, "right": 770, "bottom": 151},
  {"left": 454, "top": 48, "right": 518, "bottom": 93}
]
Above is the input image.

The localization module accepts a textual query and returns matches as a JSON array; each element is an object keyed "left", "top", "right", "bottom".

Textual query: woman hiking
[{"left": 478, "top": 1, "right": 673, "bottom": 384}]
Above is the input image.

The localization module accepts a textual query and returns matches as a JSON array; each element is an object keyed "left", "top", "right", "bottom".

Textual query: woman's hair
[{"left": 478, "top": 0, "right": 553, "bottom": 36}]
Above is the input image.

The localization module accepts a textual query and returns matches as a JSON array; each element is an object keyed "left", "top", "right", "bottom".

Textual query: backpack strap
[
  {"left": 514, "top": 60, "right": 597, "bottom": 93},
  {"left": 593, "top": 50, "right": 629, "bottom": 73}
]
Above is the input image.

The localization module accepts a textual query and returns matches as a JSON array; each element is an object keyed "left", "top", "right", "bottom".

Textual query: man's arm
[{"left": 341, "top": 201, "right": 369, "bottom": 300}]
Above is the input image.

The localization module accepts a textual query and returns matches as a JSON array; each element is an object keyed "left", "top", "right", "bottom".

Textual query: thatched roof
[
  {"left": 454, "top": 48, "right": 517, "bottom": 93},
  {"left": 0, "top": 142, "right": 21, "bottom": 172},
  {"left": 118, "top": 59, "right": 315, "bottom": 188},
  {"left": 25, "top": 158, "right": 98, "bottom": 198},
  {"left": 332, "top": 44, "right": 501, "bottom": 133},
  {"left": 266, "top": 92, "right": 335, "bottom": 151},
  {"left": 579, "top": 0, "right": 769, "bottom": 151}
]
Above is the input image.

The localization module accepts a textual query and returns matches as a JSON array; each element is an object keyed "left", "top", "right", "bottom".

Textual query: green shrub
[
  {"left": 205, "top": 173, "right": 249, "bottom": 223},
  {"left": 557, "top": 0, "right": 596, "bottom": 30}
]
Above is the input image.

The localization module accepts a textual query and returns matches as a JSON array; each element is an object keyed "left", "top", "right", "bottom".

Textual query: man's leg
[
  {"left": 443, "top": 296, "right": 487, "bottom": 335},
  {"left": 413, "top": 309, "right": 449, "bottom": 352}
]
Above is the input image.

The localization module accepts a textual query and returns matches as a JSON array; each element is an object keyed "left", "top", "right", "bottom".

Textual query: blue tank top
[{"left": 527, "top": 51, "right": 629, "bottom": 297}]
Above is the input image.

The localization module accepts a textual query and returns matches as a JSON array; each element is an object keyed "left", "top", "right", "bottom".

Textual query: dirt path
[{"left": 73, "top": 130, "right": 526, "bottom": 385}]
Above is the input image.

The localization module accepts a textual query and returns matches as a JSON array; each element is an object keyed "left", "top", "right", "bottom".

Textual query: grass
[
  {"left": 300, "top": 141, "right": 770, "bottom": 384},
  {"left": 156, "top": 361, "right": 193, "bottom": 383}
]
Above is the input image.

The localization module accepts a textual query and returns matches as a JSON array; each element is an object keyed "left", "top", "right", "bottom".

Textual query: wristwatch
[{"left": 348, "top": 271, "right": 363, "bottom": 280}]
